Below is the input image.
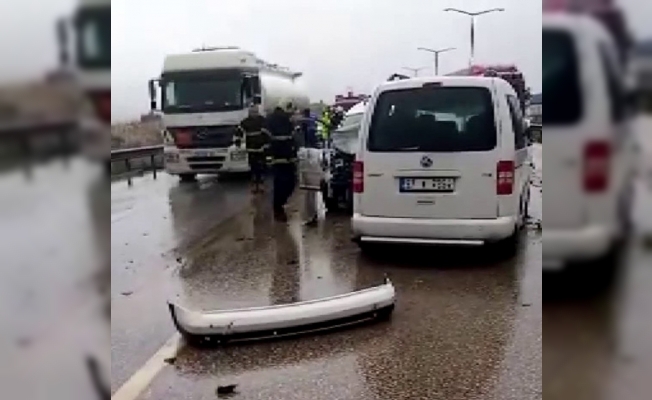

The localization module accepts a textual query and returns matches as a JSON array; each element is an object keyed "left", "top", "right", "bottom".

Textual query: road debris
[{"left": 216, "top": 384, "right": 238, "bottom": 397}]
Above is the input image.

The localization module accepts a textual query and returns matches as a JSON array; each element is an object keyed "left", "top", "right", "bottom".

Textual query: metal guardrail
[
  {"left": 0, "top": 119, "right": 79, "bottom": 176},
  {"left": 0, "top": 118, "right": 77, "bottom": 138},
  {"left": 110, "top": 145, "right": 164, "bottom": 184},
  {"left": 110, "top": 145, "right": 162, "bottom": 161}
]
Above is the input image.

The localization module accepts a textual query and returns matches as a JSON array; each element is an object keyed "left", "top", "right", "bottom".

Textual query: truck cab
[
  {"left": 57, "top": 0, "right": 111, "bottom": 165},
  {"left": 149, "top": 48, "right": 308, "bottom": 181}
]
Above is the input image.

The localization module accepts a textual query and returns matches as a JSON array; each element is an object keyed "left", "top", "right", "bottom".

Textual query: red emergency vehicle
[{"left": 447, "top": 64, "right": 530, "bottom": 110}]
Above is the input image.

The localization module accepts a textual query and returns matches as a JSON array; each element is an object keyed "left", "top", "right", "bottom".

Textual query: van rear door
[{"left": 359, "top": 82, "right": 501, "bottom": 219}]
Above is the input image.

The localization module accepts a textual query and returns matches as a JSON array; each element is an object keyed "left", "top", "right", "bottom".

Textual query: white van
[
  {"left": 542, "top": 14, "right": 636, "bottom": 270},
  {"left": 352, "top": 76, "right": 532, "bottom": 251}
]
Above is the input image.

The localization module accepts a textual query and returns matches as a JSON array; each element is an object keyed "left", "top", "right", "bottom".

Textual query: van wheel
[
  {"left": 357, "top": 241, "right": 376, "bottom": 254},
  {"left": 492, "top": 224, "right": 519, "bottom": 258},
  {"left": 179, "top": 173, "right": 196, "bottom": 183}
]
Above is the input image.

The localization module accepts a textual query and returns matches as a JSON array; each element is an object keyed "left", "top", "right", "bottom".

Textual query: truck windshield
[
  {"left": 75, "top": 5, "right": 110, "bottom": 70},
  {"left": 161, "top": 71, "right": 247, "bottom": 114}
]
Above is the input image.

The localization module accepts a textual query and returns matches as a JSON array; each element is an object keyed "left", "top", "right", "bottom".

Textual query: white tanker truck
[
  {"left": 56, "top": 0, "right": 111, "bottom": 166},
  {"left": 148, "top": 47, "right": 309, "bottom": 181}
]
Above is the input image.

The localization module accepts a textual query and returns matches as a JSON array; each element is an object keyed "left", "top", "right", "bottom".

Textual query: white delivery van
[
  {"left": 149, "top": 47, "right": 309, "bottom": 181},
  {"left": 352, "top": 76, "right": 532, "bottom": 252},
  {"left": 542, "top": 14, "right": 636, "bottom": 270}
]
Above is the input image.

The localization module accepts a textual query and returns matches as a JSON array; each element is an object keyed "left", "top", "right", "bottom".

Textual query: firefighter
[
  {"left": 264, "top": 103, "right": 299, "bottom": 221},
  {"left": 237, "top": 104, "right": 268, "bottom": 193}
]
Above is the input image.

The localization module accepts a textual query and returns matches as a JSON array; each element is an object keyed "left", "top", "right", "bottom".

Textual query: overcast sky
[
  {"left": 1, "top": 1, "right": 651, "bottom": 123},
  {"left": 112, "top": 0, "right": 544, "bottom": 122}
]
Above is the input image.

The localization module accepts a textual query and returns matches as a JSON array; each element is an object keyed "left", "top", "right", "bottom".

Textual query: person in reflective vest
[
  {"left": 319, "top": 107, "right": 332, "bottom": 144},
  {"left": 237, "top": 104, "right": 268, "bottom": 192},
  {"left": 264, "top": 105, "right": 299, "bottom": 221}
]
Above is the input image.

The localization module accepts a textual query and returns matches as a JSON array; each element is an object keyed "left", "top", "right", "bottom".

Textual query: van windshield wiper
[{"left": 396, "top": 146, "right": 420, "bottom": 151}]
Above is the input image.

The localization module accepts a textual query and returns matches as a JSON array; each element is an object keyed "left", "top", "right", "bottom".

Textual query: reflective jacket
[
  {"left": 264, "top": 109, "right": 298, "bottom": 164},
  {"left": 319, "top": 112, "right": 331, "bottom": 139},
  {"left": 237, "top": 115, "right": 268, "bottom": 152}
]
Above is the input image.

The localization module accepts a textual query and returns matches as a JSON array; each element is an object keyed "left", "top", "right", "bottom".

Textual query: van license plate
[{"left": 400, "top": 178, "right": 455, "bottom": 192}]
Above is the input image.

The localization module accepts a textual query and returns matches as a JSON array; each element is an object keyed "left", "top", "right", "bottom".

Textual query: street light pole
[
  {"left": 444, "top": 7, "right": 504, "bottom": 66},
  {"left": 417, "top": 47, "right": 455, "bottom": 75},
  {"left": 402, "top": 66, "right": 428, "bottom": 77}
]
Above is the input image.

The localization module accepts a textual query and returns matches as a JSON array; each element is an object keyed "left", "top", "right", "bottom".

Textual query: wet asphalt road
[
  {"left": 111, "top": 168, "right": 543, "bottom": 399},
  {"left": 110, "top": 138, "right": 652, "bottom": 399},
  {"left": 0, "top": 159, "right": 109, "bottom": 400},
  {"left": 111, "top": 173, "right": 251, "bottom": 391}
]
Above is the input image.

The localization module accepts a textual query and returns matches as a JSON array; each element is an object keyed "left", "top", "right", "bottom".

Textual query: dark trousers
[
  {"left": 248, "top": 152, "right": 266, "bottom": 183},
  {"left": 272, "top": 163, "right": 296, "bottom": 211}
]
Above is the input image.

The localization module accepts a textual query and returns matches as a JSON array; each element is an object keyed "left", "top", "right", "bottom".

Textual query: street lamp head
[{"left": 444, "top": 7, "right": 505, "bottom": 16}]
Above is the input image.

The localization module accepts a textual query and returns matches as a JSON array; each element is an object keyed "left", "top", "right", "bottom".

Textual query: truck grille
[{"left": 172, "top": 125, "right": 236, "bottom": 149}]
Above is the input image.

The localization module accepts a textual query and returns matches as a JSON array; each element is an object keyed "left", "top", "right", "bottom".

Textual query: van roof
[{"left": 375, "top": 76, "right": 498, "bottom": 93}]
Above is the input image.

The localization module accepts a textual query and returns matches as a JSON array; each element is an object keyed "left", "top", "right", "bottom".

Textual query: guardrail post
[
  {"left": 60, "top": 130, "right": 70, "bottom": 169},
  {"left": 20, "top": 136, "right": 33, "bottom": 181},
  {"left": 151, "top": 153, "right": 157, "bottom": 179}
]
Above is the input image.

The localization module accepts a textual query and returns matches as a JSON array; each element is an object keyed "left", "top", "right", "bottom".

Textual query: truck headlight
[{"left": 162, "top": 129, "right": 175, "bottom": 145}]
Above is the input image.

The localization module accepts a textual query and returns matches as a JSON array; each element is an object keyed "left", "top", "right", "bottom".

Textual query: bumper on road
[
  {"left": 543, "top": 225, "right": 614, "bottom": 269},
  {"left": 352, "top": 214, "right": 517, "bottom": 245},
  {"left": 168, "top": 278, "right": 396, "bottom": 345}
]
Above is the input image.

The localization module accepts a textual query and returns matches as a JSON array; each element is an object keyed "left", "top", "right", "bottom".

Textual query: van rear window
[
  {"left": 367, "top": 87, "right": 496, "bottom": 152},
  {"left": 543, "top": 30, "right": 582, "bottom": 125}
]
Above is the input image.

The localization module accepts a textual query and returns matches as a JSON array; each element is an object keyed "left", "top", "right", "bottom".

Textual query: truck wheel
[{"left": 179, "top": 173, "right": 196, "bottom": 183}]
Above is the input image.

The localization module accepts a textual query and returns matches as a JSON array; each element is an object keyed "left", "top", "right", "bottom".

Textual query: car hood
[{"left": 331, "top": 129, "right": 359, "bottom": 154}]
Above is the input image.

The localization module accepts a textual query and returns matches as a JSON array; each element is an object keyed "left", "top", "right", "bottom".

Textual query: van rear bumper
[
  {"left": 351, "top": 214, "right": 517, "bottom": 244},
  {"left": 543, "top": 225, "right": 614, "bottom": 269}
]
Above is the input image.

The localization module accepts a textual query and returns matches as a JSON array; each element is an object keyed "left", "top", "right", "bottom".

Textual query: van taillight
[
  {"left": 583, "top": 140, "right": 610, "bottom": 192},
  {"left": 497, "top": 160, "right": 514, "bottom": 195},
  {"left": 353, "top": 161, "right": 364, "bottom": 193}
]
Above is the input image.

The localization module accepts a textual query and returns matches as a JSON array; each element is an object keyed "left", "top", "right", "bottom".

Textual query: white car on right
[{"left": 543, "top": 13, "right": 637, "bottom": 271}]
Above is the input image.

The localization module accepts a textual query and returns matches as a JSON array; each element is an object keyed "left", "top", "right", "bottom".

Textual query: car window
[
  {"left": 507, "top": 94, "right": 526, "bottom": 149},
  {"left": 599, "top": 42, "right": 626, "bottom": 123},
  {"left": 367, "top": 86, "right": 496, "bottom": 152},
  {"left": 543, "top": 29, "right": 582, "bottom": 125}
]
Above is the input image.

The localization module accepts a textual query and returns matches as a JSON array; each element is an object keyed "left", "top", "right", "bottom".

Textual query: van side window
[
  {"left": 507, "top": 95, "right": 525, "bottom": 150},
  {"left": 599, "top": 43, "right": 626, "bottom": 123}
]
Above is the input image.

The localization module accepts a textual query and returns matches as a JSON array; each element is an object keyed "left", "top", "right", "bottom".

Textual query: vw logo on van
[
  {"left": 420, "top": 156, "right": 433, "bottom": 168},
  {"left": 196, "top": 130, "right": 208, "bottom": 139}
]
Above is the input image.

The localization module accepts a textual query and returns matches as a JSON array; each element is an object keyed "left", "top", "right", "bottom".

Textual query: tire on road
[{"left": 179, "top": 173, "right": 197, "bottom": 183}]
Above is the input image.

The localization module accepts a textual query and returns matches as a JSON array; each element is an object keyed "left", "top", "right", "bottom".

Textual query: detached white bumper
[
  {"left": 352, "top": 214, "right": 517, "bottom": 245},
  {"left": 168, "top": 279, "right": 395, "bottom": 345},
  {"left": 543, "top": 225, "right": 614, "bottom": 269}
]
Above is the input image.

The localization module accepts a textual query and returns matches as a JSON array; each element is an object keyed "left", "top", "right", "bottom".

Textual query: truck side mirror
[
  {"left": 253, "top": 94, "right": 262, "bottom": 105},
  {"left": 56, "top": 17, "right": 70, "bottom": 68},
  {"left": 148, "top": 79, "right": 158, "bottom": 110}
]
